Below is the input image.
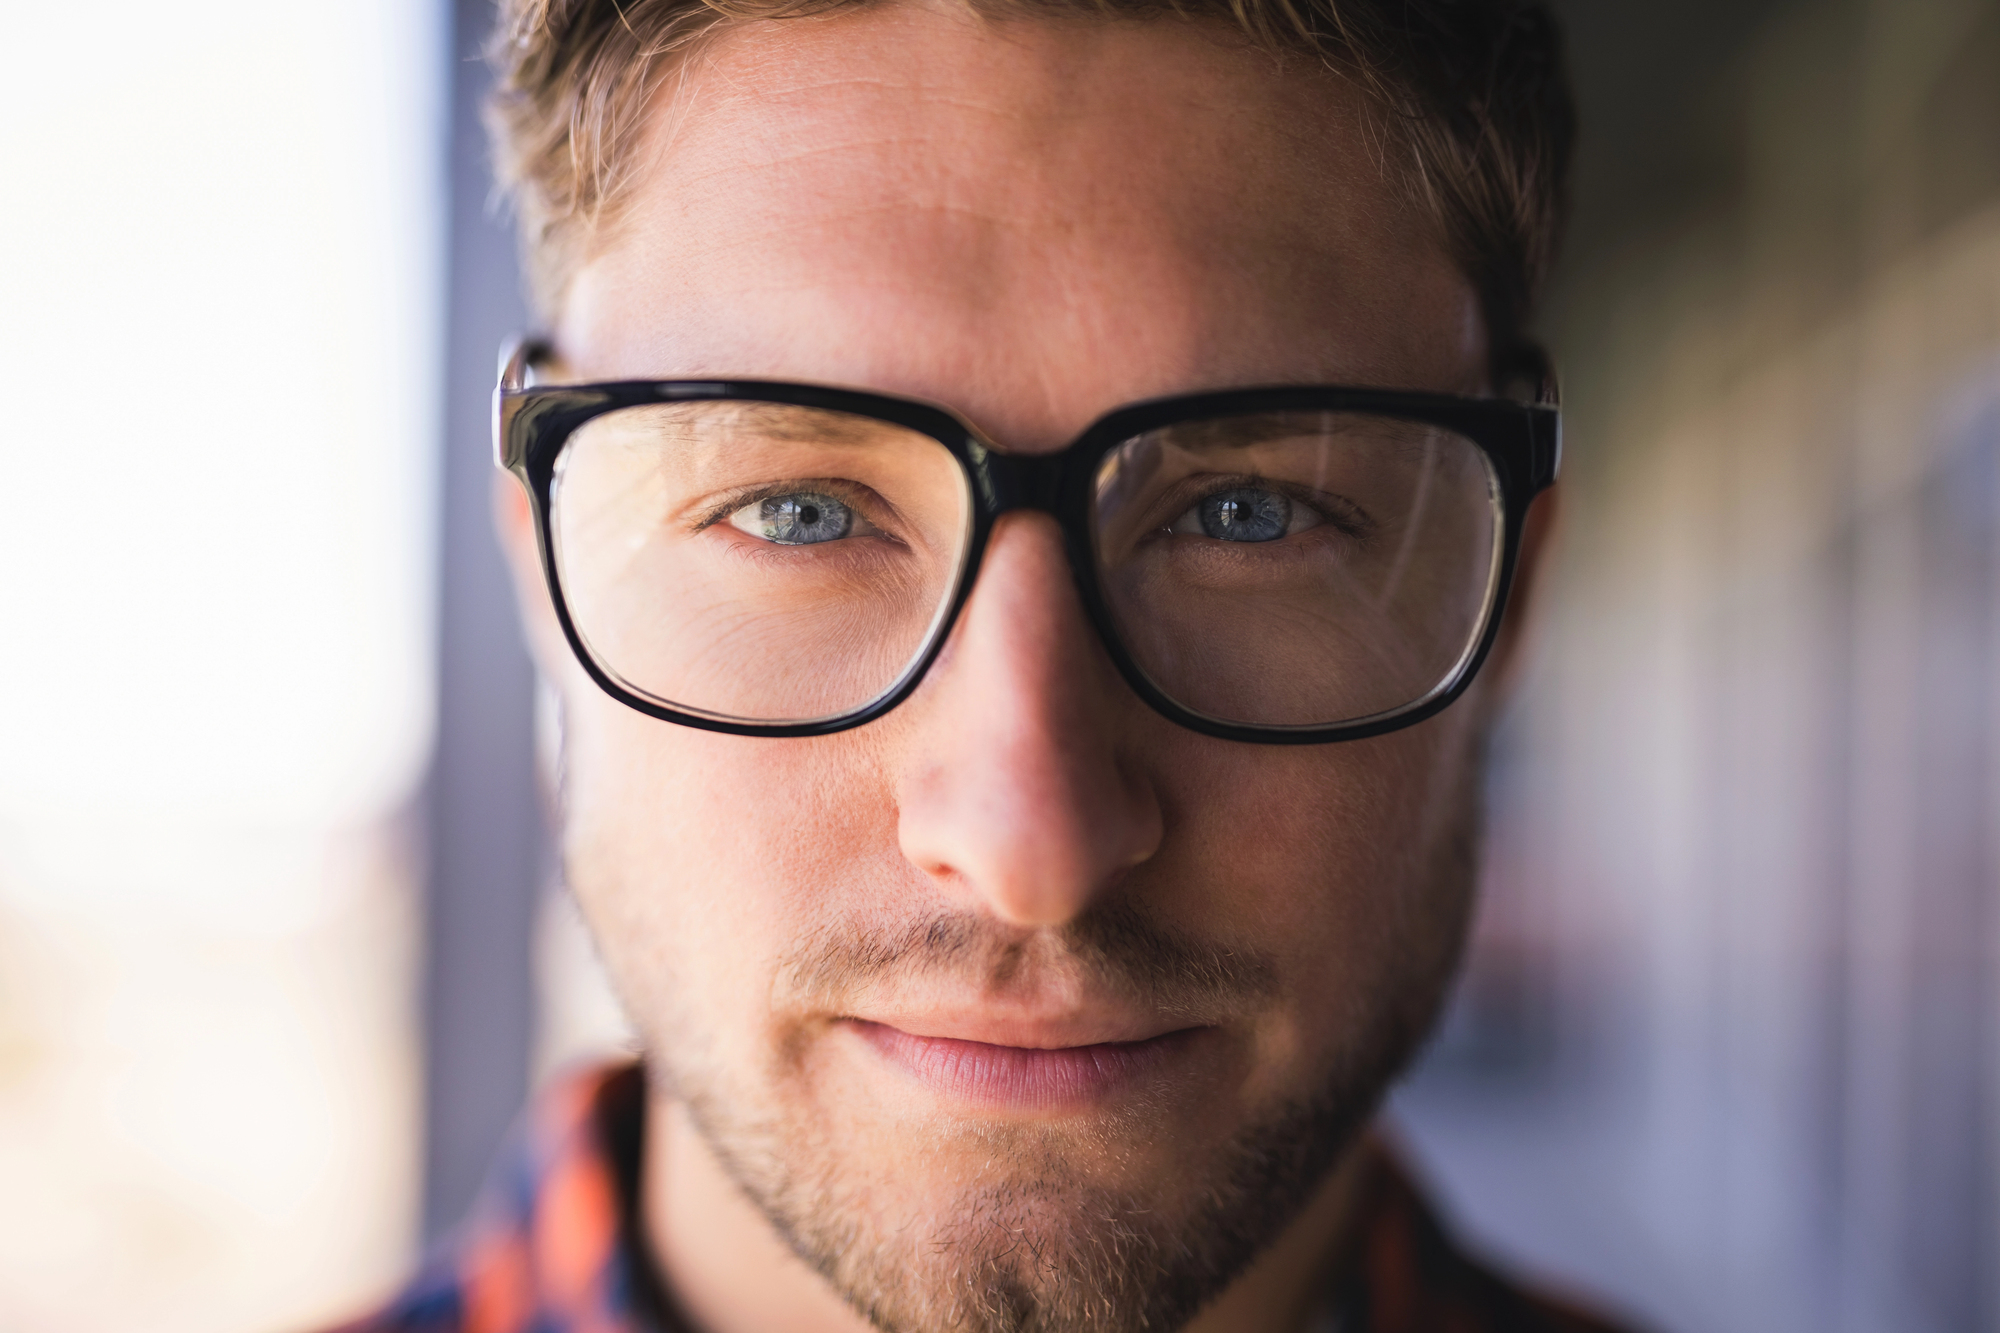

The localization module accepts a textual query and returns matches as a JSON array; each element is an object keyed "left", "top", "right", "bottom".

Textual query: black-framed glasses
[{"left": 494, "top": 339, "right": 1560, "bottom": 744}]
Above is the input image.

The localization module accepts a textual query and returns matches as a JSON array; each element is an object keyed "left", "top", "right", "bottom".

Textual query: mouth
[{"left": 844, "top": 1018, "right": 1211, "bottom": 1112}]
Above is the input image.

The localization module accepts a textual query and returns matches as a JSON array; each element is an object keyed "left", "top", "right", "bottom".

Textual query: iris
[
  {"left": 755, "top": 493, "right": 853, "bottom": 545},
  {"left": 1199, "top": 488, "right": 1290, "bottom": 542}
]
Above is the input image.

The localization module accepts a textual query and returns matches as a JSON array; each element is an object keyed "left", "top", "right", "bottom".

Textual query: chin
[{"left": 671, "top": 1013, "right": 1413, "bottom": 1333}]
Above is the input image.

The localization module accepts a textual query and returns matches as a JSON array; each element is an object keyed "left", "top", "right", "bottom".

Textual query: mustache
[{"left": 775, "top": 895, "right": 1280, "bottom": 1020}]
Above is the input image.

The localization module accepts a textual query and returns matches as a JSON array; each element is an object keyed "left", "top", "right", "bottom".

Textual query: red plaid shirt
[{"left": 334, "top": 1063, "right": 1634, "bottom": 1333}]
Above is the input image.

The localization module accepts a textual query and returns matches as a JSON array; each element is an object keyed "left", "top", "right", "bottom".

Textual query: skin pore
[{"left": 499, "top": 6, "right": 1549, "bottom": 1332}]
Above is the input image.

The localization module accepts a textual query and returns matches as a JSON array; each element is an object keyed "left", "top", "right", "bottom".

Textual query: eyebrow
[{"left": 638, "top": 400, "right": 912, "bottom": 447}]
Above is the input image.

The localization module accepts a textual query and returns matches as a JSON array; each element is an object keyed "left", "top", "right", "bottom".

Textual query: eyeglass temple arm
[
  {"left": 1493, "top": 339, "right": 1562, "bottom": 490},
  {"left": 492, "top": 335, "right": 556, "bottom": 470},
  {"left": 1494, "top": 339, "right": 1560, "bottom": 409}
]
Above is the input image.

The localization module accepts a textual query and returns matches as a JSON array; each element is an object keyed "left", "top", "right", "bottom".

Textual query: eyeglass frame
[{"left": 493, "top": 337, "right": 1561, "bottom": 745}]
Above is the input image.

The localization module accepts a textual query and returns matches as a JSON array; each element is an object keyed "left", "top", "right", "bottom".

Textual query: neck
[{"left": 642, "top": 1095, "right": 1375, "bottom": 1333}]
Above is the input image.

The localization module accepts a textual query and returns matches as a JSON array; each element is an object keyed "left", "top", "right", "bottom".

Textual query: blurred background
[{"left": 0, "top": 0, "right": 1994, "bottom": 1330}]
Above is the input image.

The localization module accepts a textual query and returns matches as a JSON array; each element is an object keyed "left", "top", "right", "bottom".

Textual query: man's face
[{"left": 523, "top": 7, "right": 1500, "bottom": 1331}]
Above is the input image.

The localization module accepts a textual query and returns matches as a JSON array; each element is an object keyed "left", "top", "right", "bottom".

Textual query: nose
[{"left": 895, "top": 512, "right": 1164, "bottom": 928}]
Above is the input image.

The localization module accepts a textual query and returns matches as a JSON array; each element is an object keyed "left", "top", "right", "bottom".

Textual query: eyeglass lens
[
  {"left": 548, "top": 401, "right": 1502, "bottom": 729},
  {"left": 1091, "top": 412, "right": 1502, "bottom": 728}
]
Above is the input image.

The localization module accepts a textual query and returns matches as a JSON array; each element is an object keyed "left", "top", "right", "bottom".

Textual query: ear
[
  {"left": 1480, "top": 483, "right": 1562, "bottom": 702},
  {"left": 492, "top": 470, "right": 577, "bottom": 684}
]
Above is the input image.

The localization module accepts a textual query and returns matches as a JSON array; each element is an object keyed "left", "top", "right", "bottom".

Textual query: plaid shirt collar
[{"left": 338, "top": 1062, "right": 1632, "bottom": 1333}]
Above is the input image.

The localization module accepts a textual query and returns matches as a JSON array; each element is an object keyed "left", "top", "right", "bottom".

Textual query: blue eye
[
  {"left": 732, "top": 492, "right": 854, "bottom": 545},
  {"left": 1180, "top": 487, "right": 1293, "bottom": 542}
]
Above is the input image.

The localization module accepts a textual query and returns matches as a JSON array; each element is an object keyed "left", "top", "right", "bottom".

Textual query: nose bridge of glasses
[
  {"left": 959, "top": 446, "right": 1110, "bottom": 684},
  {"left": 971, "top": 447, "right": 1073, "bottom": 517}
]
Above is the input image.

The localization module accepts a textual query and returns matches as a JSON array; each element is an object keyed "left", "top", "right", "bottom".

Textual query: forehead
[{"left": 561, "top": 4, "right": 1482, "bottom": 447}]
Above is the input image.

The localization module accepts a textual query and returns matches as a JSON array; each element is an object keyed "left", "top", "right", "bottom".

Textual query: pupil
[{"left": 799, "top": 503, "right": 820, "bottom": 526}]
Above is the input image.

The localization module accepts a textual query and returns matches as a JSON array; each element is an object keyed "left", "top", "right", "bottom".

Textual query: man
[{"left": 346, "top": 0, "right": 1623, "bottom": 1329}]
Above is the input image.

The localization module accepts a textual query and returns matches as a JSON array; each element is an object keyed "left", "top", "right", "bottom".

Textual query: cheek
[
  {"left": 559, "top": 684, "right": 909, "bottom": 1058},
  {"left": 1151, "top": 709, "right": 1482, "bottom": 1056},
  {"left": 1161, "top": 713, "right": 1475, "bottom": 914}
]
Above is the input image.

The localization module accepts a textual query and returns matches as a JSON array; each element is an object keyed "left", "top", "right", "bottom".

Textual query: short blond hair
[{"left": 485, "top": 0, "right": 1574, "bottom": 365}]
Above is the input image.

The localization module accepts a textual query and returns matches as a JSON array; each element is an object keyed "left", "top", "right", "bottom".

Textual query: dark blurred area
[
  {"left": 1398, "top": 2, "right": 2000, "bottom": 1331},
  {"left": 420, "top": 0, "right": 540, "bottom": 1245}
]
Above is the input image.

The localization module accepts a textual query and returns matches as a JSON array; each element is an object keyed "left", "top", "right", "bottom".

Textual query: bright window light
[
  {"left": 0, "top": 4, "right": 445, "bottom": 1330},
  {"left": 0, "top": 3, "right": 442, "bottom": 834}
]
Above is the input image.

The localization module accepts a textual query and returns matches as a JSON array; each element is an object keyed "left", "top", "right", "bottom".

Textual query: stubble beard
[
  {"left": 585, "top": 773, "right": 1482, "bottom": 1333},
  {"left": 673, "top": 1026, "right": 1421, "bottom": 1333}
]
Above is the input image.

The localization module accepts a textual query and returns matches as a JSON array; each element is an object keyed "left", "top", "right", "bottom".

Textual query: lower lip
[{"left": 847, "top": 1020, "right": 1204, "bottom": 1111}]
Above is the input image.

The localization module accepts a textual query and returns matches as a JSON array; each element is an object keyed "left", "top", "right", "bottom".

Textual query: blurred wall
[
  {"left": 1397, "top": 2, "right": 2000, "bottom": 1331},
  {"left": 420, "top": 0, "right": 543, "bottom": 1244}
]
